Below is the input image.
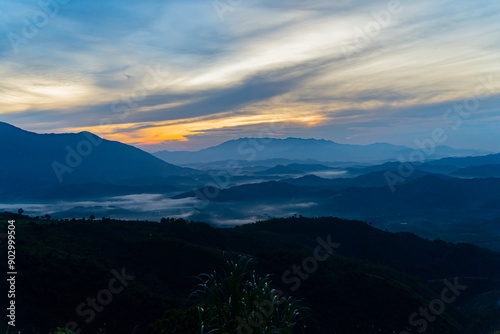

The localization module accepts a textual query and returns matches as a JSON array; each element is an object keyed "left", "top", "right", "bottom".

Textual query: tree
[
  {"left": 18, "top": 208, "right": 24, "bottom": 215},
  {"left": 89, "top": 215, "right": 95, "bottom": 221},
  {"left": 45, "top": 214, "right": 51, "bottom": 221}
]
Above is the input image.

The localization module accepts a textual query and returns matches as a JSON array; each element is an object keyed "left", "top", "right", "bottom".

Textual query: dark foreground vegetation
[{"left": 1, "top": 211, "right": 500, "bottom": 334}]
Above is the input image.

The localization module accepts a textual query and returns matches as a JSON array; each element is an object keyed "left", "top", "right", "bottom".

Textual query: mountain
[
  {"left": 255, "top": 164, "right": 306, "bottom": 175},
  {"left": 191, "top": 173, "right": 500, "bottom": 217},
  {"left": 427, "top": 153, "right": 500, "bottom": 168},
  {"left": 0, "top": 122, "right": 196, "bottom": 200},
  {"left": 452, "top": 164, "right": 500, "bottom": 178},
  {"left": 179, "top": 158, "right": 333, "bottom": 170},
  {"left": 348, "top": 153, "right": 500, "bottom": 176},
  {"left": 169, "top": 173, "right": 500, "bottom": 250},
  {"left": 323, "top": 174, "right": 500, "bottom": 214},
  {"left": 154, "top": 138, "right": 484, "bottom": 165},
  {"left": 172, "top": 180, "right": 334, "bottom": 202},
  {"left": 285, "top": 163, "right": 336, "bottom": 171},
  {"left": 282, "top": 170, "right": 432, "bottom": 189}
]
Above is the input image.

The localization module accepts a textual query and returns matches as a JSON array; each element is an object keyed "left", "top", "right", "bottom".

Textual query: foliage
[
  {"left": 152, "top": 256, "right": 305, "bottom": 334},
  {"left": 1, "top": 212, "right": 499, "bottom": 334},
  {"left": 193, "top": 256, "right": 305, "bottom": 333}
]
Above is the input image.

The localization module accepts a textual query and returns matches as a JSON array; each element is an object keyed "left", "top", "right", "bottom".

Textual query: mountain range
[
  {"left": 1, "top": 122, "right": 499, "bottom": 252},
  {"left": 153, "top": 137, "right": 486, "bottom": 165}
]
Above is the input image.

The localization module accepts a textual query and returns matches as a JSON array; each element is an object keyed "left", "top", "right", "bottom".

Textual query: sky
[{"left": 1, "top": 0, "right": 500, "bottom": 152}]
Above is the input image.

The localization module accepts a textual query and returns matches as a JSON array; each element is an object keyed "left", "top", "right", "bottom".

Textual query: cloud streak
[{"left": 1, "top": 0, "right": 499, "bottom": 151}]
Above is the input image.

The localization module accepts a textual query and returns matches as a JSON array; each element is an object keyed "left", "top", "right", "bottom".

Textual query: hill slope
[
  {"left": 0, "top": 122, "right": 194, "bottom": 200},
  {"left": 2, "top": 213, "right": 499, "bottom": 334},
  {"left": 452, "top": 164, "right": 500, "bottom": 178}
]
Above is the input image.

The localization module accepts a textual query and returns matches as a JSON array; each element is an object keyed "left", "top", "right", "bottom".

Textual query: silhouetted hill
[
  {"left": 324, "top": 175, "right": 500, "bottom": 216},
  {"left": 238, "top": 216, "right": 500, "bottom": 279},
  {"left": 452, "top": 164, "right": 500, "bottom": 178},
  {"left": 255, "top": 164, "right": 306, "bottom": 175},
  {"left": 347, "top": 153, "right": 500, "bottom": 177},
  {"left": 173, "top": 174, "right": 500, "bottom": 248},
  {"left": 428, "top": 153, "right": 500, "bottom": 168},
  {"left": 283, "top": 170, "right": 432, "bottom": 189},
  {"left": 173, "top": 173, "right": 500, "bottom": 215},
  {"left": 348, "top": 161, "right": 459, "bottom": 175},
  {"left": 285, "top": 163, "right": 336, "bottom": 171},
  {"left": 172, "top": 181, "right": 334, "bottom": 202},
  {"left": 0, "top": 122, "right": 196, "bottom": 200},
  {"left": 2, "top": 214, "right": 499, "bottom": 334}
]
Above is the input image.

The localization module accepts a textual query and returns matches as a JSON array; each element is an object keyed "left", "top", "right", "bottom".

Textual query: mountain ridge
[
  {"left": 0, "top": 122, "right": 196, "bottom": 200},
  {"left": 153, "top": 137, "right": 487, "bottom": 165}
]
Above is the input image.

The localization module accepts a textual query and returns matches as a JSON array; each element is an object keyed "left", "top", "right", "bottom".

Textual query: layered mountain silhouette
[
  {"left": 153, "top": 137, "right": 485, "bottom": 164},
  {"left": 349, "top": 152, "right": 500, "bottom": 176},
  {"left": 255, "top": 164, "right": 306, "bottom": 175},
  {"left": 427, "top": 152, "right": 500, "bottom": 168},
  {"left": 171, "top": 171, "right": 500, "bottom": 251},
  {"left": 452, "top": 164, "right": 500, "bottom": 178},
  {"left": 2, "top": 121, "right": 499, "bottom": 249},
  {"left": 174, "top": 173, "right": 500, "bottom": 211}
]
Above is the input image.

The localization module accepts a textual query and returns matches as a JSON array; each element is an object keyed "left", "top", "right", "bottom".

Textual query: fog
[
  {"left": 0, "top": 194, "right": 202, "bottom": 222},
  {"left": 1, "top": 195, "right": 322, "bottom": 226}
]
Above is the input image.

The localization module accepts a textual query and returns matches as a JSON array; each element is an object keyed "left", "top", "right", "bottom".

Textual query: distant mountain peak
[
  {"left": 0, "top": 121, "right": 30, "bottom": 133},
  {"left": 154, "top": 137, "right": 486, "bottom": 165}
]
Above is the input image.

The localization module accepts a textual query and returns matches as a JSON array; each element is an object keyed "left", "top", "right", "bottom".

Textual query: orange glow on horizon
[{"left": 59, "top": 111, "right": 327, "bottom": 147}]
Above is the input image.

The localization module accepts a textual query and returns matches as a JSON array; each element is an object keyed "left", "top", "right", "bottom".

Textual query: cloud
[{"left": 1, "top": 0, "right": 499, "bottom": 150}]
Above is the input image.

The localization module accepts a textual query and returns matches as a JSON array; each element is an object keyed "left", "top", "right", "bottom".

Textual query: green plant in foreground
[
  {"left": 191, "top": 256, "right": 306, "bottom": 334},
  {"left": 151, "top": 256, "right": 306, "bottom": 334}
]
